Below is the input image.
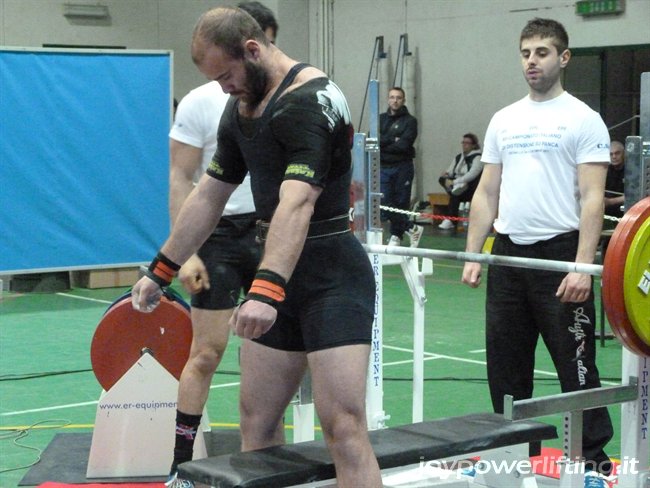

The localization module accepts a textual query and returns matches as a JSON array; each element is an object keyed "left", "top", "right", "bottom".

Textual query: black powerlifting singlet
[{"left": 230, "top": 63, "right": 310, "bottom": 220}]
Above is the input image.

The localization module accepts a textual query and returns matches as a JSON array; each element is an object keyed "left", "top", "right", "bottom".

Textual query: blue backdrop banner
[{"left": 0, "top": 48, "right": 172, "bottom": 273}]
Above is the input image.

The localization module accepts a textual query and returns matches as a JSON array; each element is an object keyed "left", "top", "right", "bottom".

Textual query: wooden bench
[
  {"left": 178, "top": 413, "right": 557, "bottom": 488},
  {"left": 428, "top": 192, "right": 450, "bottom": 219}
]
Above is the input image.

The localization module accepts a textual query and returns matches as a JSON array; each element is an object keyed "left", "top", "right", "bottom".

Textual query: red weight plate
[
  {"left": 602, "top": 197, "right": 650, "bottom": 356},
  {"left": 624, "top": 218, "right": 650, "bottom": 347},
  {"left": 602, "top": 213, "right": 645, "bottom": 355},
  {"left": 90, "top": 293, "right": 193, "bottom": 391}
]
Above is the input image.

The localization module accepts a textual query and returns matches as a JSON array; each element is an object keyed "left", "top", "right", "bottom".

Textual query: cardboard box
[
  {"left": 428, "top": 192, "right": 450, "bottom": 206},
  {"left": 72, "top": 268, "right": 140, "bottom": 289},
  {"left": 10, "top": 272, "right": 70, "bottom": 293},
  {"left": 428, "top": 193, "right": 450, "bottom": 218}
]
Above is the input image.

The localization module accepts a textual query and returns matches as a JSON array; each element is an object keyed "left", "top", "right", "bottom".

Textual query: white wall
[
  {"left": 1, "top": 0, "right": 648, "bottom": 200},
  {"left": 0, "top": 0, "right": 307, "bottom": 102},
  {"left": 327, "top": 0, "right": 650, "bottom": 199}
]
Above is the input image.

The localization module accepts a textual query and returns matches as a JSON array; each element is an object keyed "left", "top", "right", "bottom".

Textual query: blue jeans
[
  {"left": 486, "top": 231, "right": 613, "bottom": 471},
  {"left": 380, "top": 161, "right": 414, "bottom": 238}
]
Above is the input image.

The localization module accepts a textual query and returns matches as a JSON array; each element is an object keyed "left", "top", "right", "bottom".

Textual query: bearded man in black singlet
[{"left": 132, "top": 7, "right": 381, "bottom": 488}]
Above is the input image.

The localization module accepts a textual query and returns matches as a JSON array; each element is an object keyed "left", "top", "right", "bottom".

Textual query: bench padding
[{"left": 179, "top": 412, "right": 557, "bottom": 488}]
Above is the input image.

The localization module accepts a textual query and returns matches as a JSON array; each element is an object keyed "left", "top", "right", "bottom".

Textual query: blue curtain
[{"left": 0, "top": 49, "right": 171, "bottom": 273}]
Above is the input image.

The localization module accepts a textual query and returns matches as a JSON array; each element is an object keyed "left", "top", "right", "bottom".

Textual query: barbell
[
  {"left": 365, "top": 196, "right": 650, "bottom": 357},
  {"left": 90, "top": 197, "right": 649, "bottom": 391}
]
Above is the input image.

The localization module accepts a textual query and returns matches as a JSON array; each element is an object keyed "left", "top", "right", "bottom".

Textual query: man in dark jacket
[
  {"left": 604, "top": 140, "right": 625, "bottom": 219},
  {"left": 379, "top": 87, "right": 423, "bottom": 247}
]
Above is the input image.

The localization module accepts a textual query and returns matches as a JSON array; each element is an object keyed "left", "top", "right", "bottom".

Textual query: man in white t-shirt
[
  {"left": 462, "top": 18, "right": 614, "bottom": 478},
  {"left": 165, "top": 3, "right": 277, "bottom": 486}
]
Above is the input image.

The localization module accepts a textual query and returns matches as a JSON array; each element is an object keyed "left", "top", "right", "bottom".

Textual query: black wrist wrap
[
  {"left": 244, "top": 269, "right": 287, "bottom": 308},
  {"left": 146, "top": 251, "right": 180, "bottom": 288}
]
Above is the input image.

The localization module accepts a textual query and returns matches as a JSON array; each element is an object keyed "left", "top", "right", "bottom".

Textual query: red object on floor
[
  {"left": 531, "top": 447, "right": 565, "bottom": 479},
  {"left": 530, "top": 447, "right": 620, "bottom": 481}
]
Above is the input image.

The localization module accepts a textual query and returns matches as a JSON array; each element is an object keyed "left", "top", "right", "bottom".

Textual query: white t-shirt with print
[
  {"left": 482, "top": 92, "right": 609, "bottom": 245},
  {"left": 170, "top": 81, "right": 255, "bottom": 216}
]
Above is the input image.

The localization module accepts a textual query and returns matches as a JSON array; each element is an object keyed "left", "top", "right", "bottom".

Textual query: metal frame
[
  {"left": 299, "top": 71, "right": 650, "bottom": 487},
  {"left": 503, "top": 378, "right": 638, "bottom": 421},
  {"left": 364, "top": 79, "right": 390, "bottom": 430},
  {"left": 353, "top": 72, "right": 650, "bottom": 487}
]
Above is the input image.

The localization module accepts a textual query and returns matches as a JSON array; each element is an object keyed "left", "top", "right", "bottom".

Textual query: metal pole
[
  {"left": 364, "top": 244, "right": 603, "bottom": 276},
  {"left": 292, "top": 374, "right": 314, "bottom": 442},
  {"left": 619, "top": 71, "right": 650, "bottom": 488},
  {"left": 367, "top": 80, "right": 382, "bottom": 232},
  {"left": 398, "top": 257, "right": 427, "bottom": 423},
  {"left": 365, "top": 79, "right": 389, "bottom": 430}
]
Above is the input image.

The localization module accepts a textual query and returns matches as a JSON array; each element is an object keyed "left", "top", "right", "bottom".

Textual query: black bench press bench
[{"left": 179, "top": 413, "right": 557, "bottom": 488}]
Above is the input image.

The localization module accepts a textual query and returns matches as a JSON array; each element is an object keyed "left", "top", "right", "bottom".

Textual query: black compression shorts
[
  {"left": 253, "top": 231, "right": 375, "bottom": 353},
  {"left": 192, "top": 215, "right": 261, "bottom": 310}
]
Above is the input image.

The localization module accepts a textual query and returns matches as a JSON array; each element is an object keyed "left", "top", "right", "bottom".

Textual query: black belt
[
  {"left": 256, "top": 214, "right": 350, "bottom": 242},
  {"left": 216, "top": 213, "right": 257, "bottom": 229}
]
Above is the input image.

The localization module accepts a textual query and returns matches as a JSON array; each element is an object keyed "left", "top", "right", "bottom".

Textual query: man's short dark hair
[
  {"left": 520, "top": 18, "right": 569, "bottom": 54},
  {"left": 238, "top": 1, "right": 278, "bottom": 38},
  {"left": 463, "top": 133, "right": 480, "bottom": 150},
  {"left": 192, "top": 7, "right": 269, "bottom": 60},
  {"left": 389, "top": 86, "right": 405, "bottom": 97}
]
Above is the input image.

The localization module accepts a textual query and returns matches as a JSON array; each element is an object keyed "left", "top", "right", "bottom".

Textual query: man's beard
[
  {"left": 525, "top": 70, "right": 560, "bottom": 95},
  {"left": 243, "top": 59, "right": 268, "bottom": 108}
]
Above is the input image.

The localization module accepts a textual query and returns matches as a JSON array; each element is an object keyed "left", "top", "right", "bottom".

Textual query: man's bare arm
[
  {"left": 261, "top": 179, "right": 322, "bottom": 279},
  {"left": 169, "top": 139, "right": 203, "bottom": 225},
  {"left": 162, "top": 174, "right": 237, "bottom": 265},
  {"left": 230, "top": 179, "right": 322, "bottom": 339},
  {"left": 555, "top": 162, "right": 607, "bottom": 302},
  {"left": 465, "top": 164, "right": 501, "bottom": 253},
  {"left": 462, "top": 163, "right": 501, "bottom": 288},
  {"left": 576, "top": 163, "right": 608, "bottom": 264}
]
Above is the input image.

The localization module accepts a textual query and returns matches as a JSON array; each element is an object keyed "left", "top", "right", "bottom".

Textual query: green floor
[{"left": 0, "top": 227, "right": 625, "bottom": 487}]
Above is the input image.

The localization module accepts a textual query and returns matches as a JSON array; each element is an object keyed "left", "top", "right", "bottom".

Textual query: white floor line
[
  {"left": 1, "top": 382, "right": 241, "bottom": 417},
  {"left": 1, "top": 400, "right": 99, "bottom": 416},
  {"left": 469, "top": 348, "right": 486, "bottom": 353},
  {"left": 209, "top": 381, "right": 240, "bottom": 390},
  {"left": 384, "top": 356, "right": 439, "bottom": 367},
  {"left": 384, "top": 345, "right": 487, "bottom": 367},
  {"left": 383, "top": 344, "right": 618, "bottom": 385},
  {"left": 385, "top": 344, "right": 439, "bottom": 356},
  {"left": 56, "top": 292, "right": 113, "bottom": 305},
  {"left": 2, "top": 345, "right": 617, "bottom": 418}
]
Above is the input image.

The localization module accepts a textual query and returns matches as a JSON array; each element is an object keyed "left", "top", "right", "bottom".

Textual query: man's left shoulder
[
  {"left": 285, "top": 75, "right": 335, "bottom": 101},
  {"left": 295, "top": 78, "right": 348, "bottom": 109},
  {"left": 563, "top": 92, "right": 600, "bottom": 116},
  {"left": 294, "top": 65, "right": 327, "bottom": 83}
]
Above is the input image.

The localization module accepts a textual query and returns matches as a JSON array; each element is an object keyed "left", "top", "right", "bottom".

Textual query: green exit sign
[{"left": 576, "top": 0, "right": 625, "bottom": 16}]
